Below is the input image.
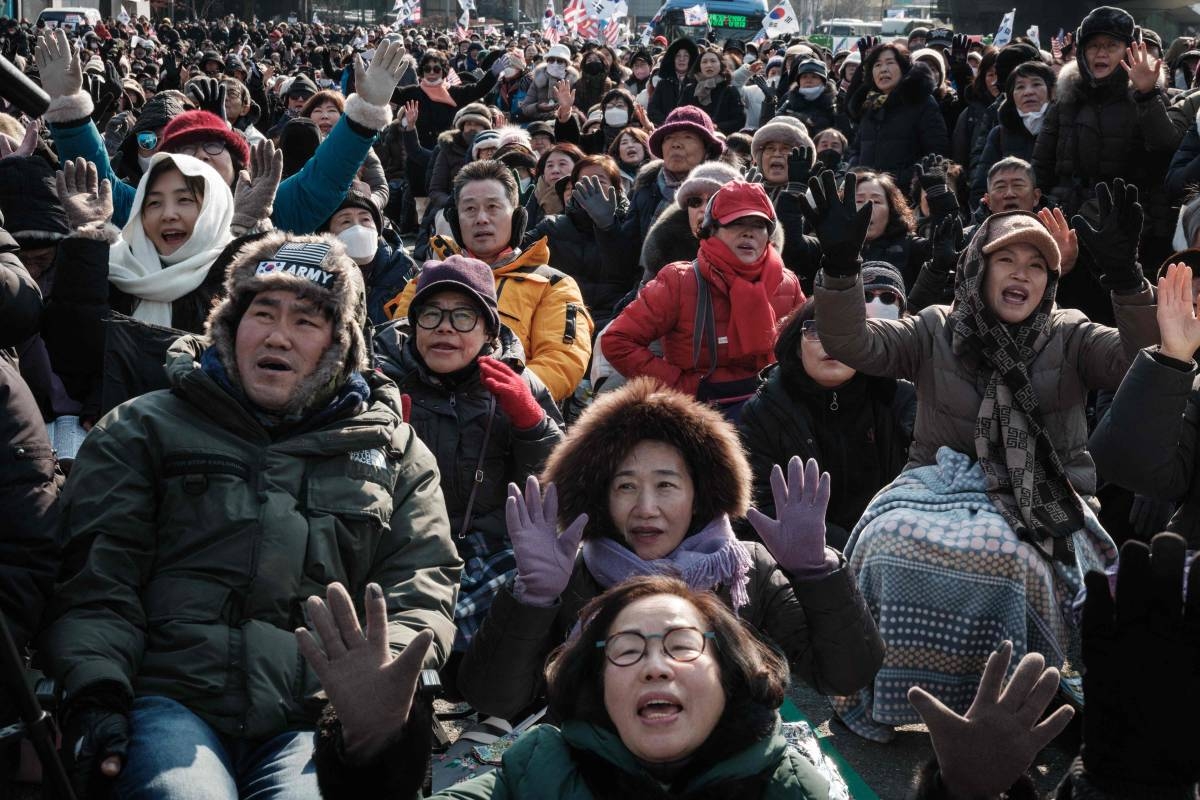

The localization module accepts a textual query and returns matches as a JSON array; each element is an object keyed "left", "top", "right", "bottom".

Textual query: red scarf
[
  {"left": 421, "top": 80, "right": 456, "bottom": 106},
  {"left": 697, "top": 236, "right": 783, "bottom": 360}
]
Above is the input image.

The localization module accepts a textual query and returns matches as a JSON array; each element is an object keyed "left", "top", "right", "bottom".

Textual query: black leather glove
[
  {"left": 1129, "top": 495, "right": 1176, "bottom": 540},
  {"left": 785, "top": 146, "right": 813, "bottom": 192},
  {"left": 800, "top": 170, "right": 872, "bottom": 278},
  {"left": 856, "top": 36, "right": 878, "bottom": 55},
  {"left": 951, "top": 33, "right": 970, "bottom": 65},
  {"left": 186, "top": 76, "right": 228, "bottom": 122},
  {"left": 929, "top": 213, "right": 963, "bottom": 275},
  {"left": 1072, "top": 178, "right": 1145, "bottom": 293},
  {"left": 915, "top": 155, "right": 959, "bottom": 222},
  {"left": 1081, "top": 534, "right": 1200, "bottom": 791},
  {"left": 61, "top": 683, "right": 132, "bottom": 799},
  {"left": 82, "top": 73, "right": 120, "bottom": 122}
]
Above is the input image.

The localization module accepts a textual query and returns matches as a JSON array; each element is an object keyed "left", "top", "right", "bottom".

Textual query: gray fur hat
[
  {"left": 751, "top": 116, "right": 815, "bottom": 164},
  {"left": 205, "top": 232, "right": 369, "bottom": 416}
]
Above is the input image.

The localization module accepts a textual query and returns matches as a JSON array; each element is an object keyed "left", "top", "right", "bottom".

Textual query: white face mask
[
  {"left": 865, "top": 297, "right": 901, "bottom": 319},
  {"left": 137, "top": 153, "right": 154, "bottom": 173},
  {"left": 424, "top": 76, "right": 443, "bottom": 86},
  {"left": 766, "top": 75, "right": 780, "bottom": 88},
  {"left": 337, "top": 224, "right": 377, "bottom": 263},
  {"left": 1176, "top": 66, "right": 1191, "bottom": 90},
  {"left": 798, "top": 85, "right": 824, "bottom": 100},
  {"left": 604, "top": 107, "right": 629, "bottom": 127},
  {"left": 1019, "top": 102, "right": 1049, "bottom": 135},
  {"left": 547, "top": 63, "right": 567, "bottom": 80}
]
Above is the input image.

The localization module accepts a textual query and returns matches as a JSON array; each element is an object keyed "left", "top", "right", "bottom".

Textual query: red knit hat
[{"left": 160, "top": 110, "right": 250, "bottom": 171}]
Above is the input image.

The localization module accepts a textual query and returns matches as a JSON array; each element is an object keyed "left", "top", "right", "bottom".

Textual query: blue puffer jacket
[{"left": 50, "top": 111, "right": 381, "bottom": 235}]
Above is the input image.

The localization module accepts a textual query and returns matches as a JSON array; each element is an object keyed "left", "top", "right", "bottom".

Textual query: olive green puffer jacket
[{"left": 39, "top": 335, "right": 462, "bottom": 740}]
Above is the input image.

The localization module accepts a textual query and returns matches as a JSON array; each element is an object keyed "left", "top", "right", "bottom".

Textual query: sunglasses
[
  {"left": 685, "top": 195, "right": 708, "bottom": 209},
  {"left": 422, "top": 65, "right": 443, "bottom": 74},
  {"left": 136, "top": 130, "right": 159, "bottom": 150},
  {"left": 801, "top": 319, "right": 820, "bottom": 341},
  {"left": 866, "top": 288, "right": 900, "bottom": 305}
]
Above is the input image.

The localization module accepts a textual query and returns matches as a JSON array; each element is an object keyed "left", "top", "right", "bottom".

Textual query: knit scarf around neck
[
  {"left": 421, "top": 79, "right": 455, "bottom": 106},
  {"left": 697, "top": 235, "right": 784, "bottom": 360},
  {"left": 694, "top": 74, "right": 721, "bottom": 105},
  {"left": 582, "top": 515, "right": 752, "bottom": 612},
  {"left": 534, "top": 175, "right": 564, "bottom": 215},
  {"left": 946, "top": 224, "right": 1084, "bottom": 563}
]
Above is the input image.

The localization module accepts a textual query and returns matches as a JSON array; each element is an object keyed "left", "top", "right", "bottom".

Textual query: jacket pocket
[
  {"left": 304, "top": 470, "right": 395, "bottom": 592},
  {"left": 139, "top": 576, "right": 233, "bottom": 697}
]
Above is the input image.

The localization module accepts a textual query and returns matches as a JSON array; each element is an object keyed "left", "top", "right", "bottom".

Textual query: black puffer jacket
[
  {"left": 373, "top": 322, "right": 564, "bottom": 553},
  {"left": 738, "top": 318, "right": 915, "bottom": 549},
  {"left": 848, "top": 63, "right": 950, "bottom": 188},
  {"left": 861, "top": 230, "right": 931, "bottom": 289},
  {"left": 678, "top": 78, "right": 746, "bottom": 134},
  {"left": 523, "top": 197, "right": 638, "bottom": 330},
  {"left": 647, "top": 38, "right": 699, "bottom": 125},
  {"left": 621, "top": 159, "right": 670, "bottom": 260},
  {"left": 771, "top": 81, "right": 839, "bottom": 136},
  {"left": 969, "top": 97, "right": 1037, "bottom": 205},
  {"left": 639, "top": 201, "right": 697, "bottom": 282}
]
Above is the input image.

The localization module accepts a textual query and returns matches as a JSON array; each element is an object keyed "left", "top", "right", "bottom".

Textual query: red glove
[
  {"left": 478, "top": 356, "right": 544, "bottom": 430},
  {"left": 400, "top": 393, "right": 412, "bottom": 423}
]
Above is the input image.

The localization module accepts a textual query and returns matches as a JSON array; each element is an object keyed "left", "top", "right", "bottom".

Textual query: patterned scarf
[
  {"left": 946, "top": 214, "right": 1085, "bottom": 563},
  {"left": 863, "top": 90, "right": 890, "bottom": 112},
  {"left": 694, "top": 74, "right": 722, "bottom": 105},
  {"left": 582, "top": 515, "right": 752, "bottom": 612}
]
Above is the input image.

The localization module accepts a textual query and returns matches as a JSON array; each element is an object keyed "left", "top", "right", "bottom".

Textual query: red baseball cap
[{"left": 709, "top": 181, "right": 777, "bottom": 231}]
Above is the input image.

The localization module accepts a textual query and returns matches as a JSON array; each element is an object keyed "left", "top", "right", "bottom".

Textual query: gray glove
[
  {"left": 232, "top": 141, "right": 283, "bottom": 233},
  {"left": 572, "top": 174, "right": 617, "bottom": 231},
  {"left": 55, "top": 157, "right": 113, "bottom": 230},
  {"left": 34, "top": 28, "right": 82, "bottom": 99},
  {"left": 353, "top": 40, "right": 405, "bottom": 107},
  {"left": 490, "top": 53, "right": 511, "bottom": 77}
]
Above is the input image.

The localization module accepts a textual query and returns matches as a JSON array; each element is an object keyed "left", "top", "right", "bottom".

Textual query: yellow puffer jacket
[{"left": 384, "top": 237, "right": 593, "bottom": 402}]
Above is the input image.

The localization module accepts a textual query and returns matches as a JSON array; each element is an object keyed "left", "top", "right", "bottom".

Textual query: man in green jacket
[{"left": 38, "top": 232, "right": 462, "bottom": 799}]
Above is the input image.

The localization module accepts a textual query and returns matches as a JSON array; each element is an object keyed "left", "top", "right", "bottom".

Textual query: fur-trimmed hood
[
  {"left": 1055, "top": 60, "right": 1141, "bottom": 107},
  {"left": 641, "top": 203, "right": 697, "bottom": 280},
  {"left": 529, "top": 60, "right": 581, "bottom": 89},
  {"left": 436, "top": 127, "right": 469, "bottom": 157},
  {"left": 849, "top": 61, "right": 937, "bottom": 120},
  {"left": 541, "top": 377, "right": 752, "bottom": 541},
  {"left": 632, "top": 158, "right": 665, "bottom": 194}
]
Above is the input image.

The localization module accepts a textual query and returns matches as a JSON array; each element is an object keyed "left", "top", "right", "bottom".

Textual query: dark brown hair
[
  {"left": 142, "top": 159, "right": 206, "bottom": 211},
  {"left": 535, "top": 141, "right": 586, "bottom": 179},
  {"left": 569, "top": 154, "right": 622, "bottom": 190},
  {"left": 300, "top": 89, "right": 345, "bottom": 119},
  {"left": 849, "top": 168, "right": 916, "bottom": 238},
  {"left": 544, "top": 575, "right": 790, "bottom": 729},
  {"left": 608, "top": 127, "right": 650, "bottom": 165}
]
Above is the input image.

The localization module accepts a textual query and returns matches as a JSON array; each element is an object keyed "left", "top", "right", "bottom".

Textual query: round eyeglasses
[
  {"left": 175, "top": 140, "right": 228, "bottom": 157},
  {"left": 415, "top": 305, "right": 480, "bottom": 333},
  {"left": 595, "top": 627, "right": 717, "bottom": 667}
]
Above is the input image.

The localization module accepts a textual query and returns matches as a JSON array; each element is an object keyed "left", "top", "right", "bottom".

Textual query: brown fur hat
[
  {"left": 541, "top": 377, "right": 752, "bottom": 540},
  {"left": 205, "top": 231, "right": 368, "bottom": 416}
]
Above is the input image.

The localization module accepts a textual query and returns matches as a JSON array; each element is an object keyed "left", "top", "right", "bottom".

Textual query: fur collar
[
  {"left": 632, "top": 158, "right": 664, "bottom": 193},
  {"left": 641, "top": 203, "right": 697, "bottom": 279},
  {"left": 849, "top": 61, "right": 937, "bottom": 119},
  {"left": 1055, "top": 60, "right": 1147, "bottom": 106},
  {"left": 436, "top": 127, "right": 468, "bottom": 155},
  {"left": 530, "top": 61, "right": 580, "bottom": 87}
]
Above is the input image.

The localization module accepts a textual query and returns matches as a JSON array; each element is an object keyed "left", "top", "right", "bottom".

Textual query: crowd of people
[{"left": 3, "top": 4, "right": 1200, "bottom": 798}]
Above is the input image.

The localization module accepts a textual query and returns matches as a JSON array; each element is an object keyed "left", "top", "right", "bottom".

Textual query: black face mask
[
  {"left": 583, "top": 59, "right": 605, "bottom": 76},
  {"left": 816, "top": 149, "right": 842, "bottom": 169}
]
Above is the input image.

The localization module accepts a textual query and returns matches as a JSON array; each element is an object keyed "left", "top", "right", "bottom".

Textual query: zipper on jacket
[{"left": 829, "top": 392, "right": 839, "bottom": 412}]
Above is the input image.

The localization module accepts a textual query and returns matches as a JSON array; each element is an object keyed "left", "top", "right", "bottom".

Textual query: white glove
[
  {"left": 352, "top": 40, "right": 405, "bottom": 107},
  {"left": 34, "top": 28, "right": 83, "bottom": 99}
]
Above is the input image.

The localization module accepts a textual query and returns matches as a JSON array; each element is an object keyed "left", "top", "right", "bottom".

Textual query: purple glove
[
  {"left": 507, "top": 477, "right": 588, "bottom": 607},
  {"left": 746, "top": 457, "right": 836, "bottom": 577}
]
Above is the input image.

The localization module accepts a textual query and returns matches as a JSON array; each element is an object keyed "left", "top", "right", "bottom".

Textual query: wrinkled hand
[
  {"left": 296, "top": 582, "right": 433, "bottom": 763},
  {"left": 910, "top": 641, "right": 1074, "bottom": 798},
  {"left": 572, "top": 174, "right": 617, "bottom": 230},
  {"left": 1122, "top": 39, "right": 1162, "bottom": 95},
  {"left": 786, "top": 146, "right": 813, "bottom": 188},
  {"left": 401, "top": 99, "right": 419, "bottom": 129},
  {"left": 35, "top": 28, "right": 83, "bottom": 99},
  {"left": 232, "top": 140, "right": 283, "bottom": 232},
  {"left": 353, "top": 39, "right": 405, "bottom": 106},
  {"left": 0, "top": 121, "right": 38, "bottom": 160},
  {"left": 1129, "top": 495, "right": 1175, "bottom": 539},
  {"left": 55, "top": 157, "right": 113, "bottom": 229},
  {"left": 1037, "top": 207, "right": 1077, "bottom": 276},
  {"left": 800, "top": 169, "right": 872, "bottom": 277},
  {"left": 746, "top": 457, "right": 832, "bottom": 575},
  {"left": 930, "top": 213, "right": 962, "bottom": 274},
  {"left": 1155, "top": 263, "right": 1200, "bottom": 362},
  {"left": 552, "top": 79, "right": 575, "bottom": 121},
  {"left": 1080, "top": 533, "right": 1200, "bottom": 787},
  {"left": 1072, "top": 178, "right": 1144, "bottom": 292},
  {"left": 186, "top": 76, "right": 229, "bottom": 122},
  {"left": 507, "top": 477, "right": 587, "bottom": 606}
]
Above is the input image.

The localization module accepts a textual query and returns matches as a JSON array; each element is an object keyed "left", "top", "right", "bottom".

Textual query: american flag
[
  {"left": 456, "top": 7, "right": 469, "bottom": 39},
  {"left": 445, "top": 66, "right": 462, "bottom": 86},
  {"left": 602, "top": 18, "right": 621, "bottom": 46},
  {"left": 542, "top": 0, "right": 559, "bottom": 43},
  {"left": 563, "top": 0, "right": 587, "bottom": 32}
]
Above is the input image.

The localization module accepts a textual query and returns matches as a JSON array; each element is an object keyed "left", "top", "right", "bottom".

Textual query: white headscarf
[{"left": 107, "top": 152, "right": 234, "bottom": 327}]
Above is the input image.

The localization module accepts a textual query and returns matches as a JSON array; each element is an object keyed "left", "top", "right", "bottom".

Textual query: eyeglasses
[
  {"left": 415, "top": 305, "right": 480, "bottom": 332},
  {"left": 422, "top": 65, "right": 443, "bottom": 74},
  {"left": 595, "top": 627, "right": 717, "bottom": 667},
  {"left": 136, "top": 130, "right": 159, "bottom": 150},
  {"left": 801, "top": 319, "right": 820, "bottom": 341},
  {"left": 175, "top": 140, "right": 227, "bottom": 157},
  {"left": 865, "top": 288, "right": 900, "bottom": 305},
  {"left": 685, "top": 195, "right": 708, "bottom": 209}
]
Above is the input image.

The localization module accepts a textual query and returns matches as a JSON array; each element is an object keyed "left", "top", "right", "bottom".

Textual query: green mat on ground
[{"left": 781, "top": 699, "right": 879, "bottom": 800}]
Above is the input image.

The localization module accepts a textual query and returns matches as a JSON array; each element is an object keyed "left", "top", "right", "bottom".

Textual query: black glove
[
  {"left": 856, "top": 36, "right": 878, "bottom": 55},
  {"left": 479, "top": 48, "right": 505, "bottom": 74},
  {"left": 915, "top": 155, "right": 959, "bottom": 222},
  {"left": 61, "top": 683, "right": 132, "bottom": 799},
  {"left": 82, "top": 73, "right": 120, "bottom": 123},
  {"left": 1080, "top": 534, "right": 1200, "bottom": 790},
  {"left": 800, "top": 170, "right": 872, "bottom": 278},
  {"left": 186, "top": 76, "right": 228, "bottom": 122},
  {"left": 951, "top": 33, "right": 970, "bottom": 65},
  {"left": 785, "top": 146, "right": 813, "bottom": 192},
  {"left": 1072, "top": 178, "right": 1145, "bottom": 293},
  {"left": 929, "top": 213, "right": 963, "bottom": 275},
  {"left": 1129, "top": 495, "right": 1176, "bottom": 539}
]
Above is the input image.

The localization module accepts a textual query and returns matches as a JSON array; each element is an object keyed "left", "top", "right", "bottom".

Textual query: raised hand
[
  {"left": 1037, "top": 207, "right": 1078, "bottom": 276},
  {"left": 746, "top": 457, "right": 832, "bottom": 575},
  {"left": 0, "top": 120, "right": 38, "bottom": 160},
  {"left": 1156, "top": 263, "right": 1200, "bottom": 361},
  {"left": 929, "top": 213, "right": 963, "bottom": 274},
  {"left": 909, "top": 642, "right": 1074, "bottom": 798},
  {"left": 786, "top": 146, "right": 813, "bottom": 189},
  {"left": 1080, "top": 533, "right": 1200, "bottom": 787},
  {"left": 856, "top": 35, "right": 878, "bottom": 54},
  {"left": 34, "top": 28, "right": 83, "bottom": 99},
  {"left": 353, "top": 39, "right": 405, "bottom": 107},
  {"left": 55, "top": 157, "right": 113, "bottom": 229},
  {"left": 232, "top": 140, "right": 283, "bottom": 233},
  {"left": 401, "top": 99, "right": 420, "bottom": 129},
  {"left": 296, "top": 582, "right": 433, "bottom": 762},
  {"left": 186, "top": 76, "right": 229, "bottom": 122},
  {"left": 1072, "top": 178, "right": 1144, "bottom": 292},
  {"left": 950, "top": 33, "right": 970, "bottom": 65},
  {"left": 914, "top": 156, "right": 958, "bottom": 220},
  {"left": 1122, "top": 39, "right": 1163, "bottom": 94},
  {"left": 507, "top": 476, "right": 587, "bottom": 606},
  {"left": 800, "top": 169, "right": 872, "bottom": 277},
  {"left": 553, "top": 79, "right": 575, "bottom": 122},
  {"left": 571, "top": 174, "right": 617, "bottom": 230}
]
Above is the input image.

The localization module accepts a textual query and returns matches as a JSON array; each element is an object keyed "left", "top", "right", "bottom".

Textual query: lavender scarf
[{"left": 582, "top": 515, "right": 753, "bottom": 612}]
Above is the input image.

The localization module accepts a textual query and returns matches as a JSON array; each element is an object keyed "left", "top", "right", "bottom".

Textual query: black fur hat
[{"left": 1077, "top": 5, "right": 1136, "bottom": 49}]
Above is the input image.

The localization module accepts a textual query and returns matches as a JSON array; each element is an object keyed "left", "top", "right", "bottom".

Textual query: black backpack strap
[{"left": 690, "top": 260, "right": 719, "bottom": 382}]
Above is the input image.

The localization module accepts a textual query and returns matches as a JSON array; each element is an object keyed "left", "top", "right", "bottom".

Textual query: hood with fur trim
[
  {"left": 541, "top": 377, "right": 752, "bottom": 541},
  {"left": 529, "top": 60, "right": 581, "bottom": 89},
  {"left": 1054, "top": 60, "right": 1135, "bottom": 106},
  {"left": 632, "top": 158, "right": 665, "bottom": 194},
  {"left": 848, "top": 60, "right": 937, "bottom": 121},
  {"left": 204, "top": 231, "right": 369, "bottom": 417}
]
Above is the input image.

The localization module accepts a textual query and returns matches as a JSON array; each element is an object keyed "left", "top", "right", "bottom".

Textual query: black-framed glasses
[
  {"left": 136, "top": 130, "right": 159, "bottom": 150},
  {"left": 595, "top": 627, "right": 717, "bottom": 667},
  {"left": 865, "top": 288, "right": 900, "bottom": 305},
  {"left": 422, "top": 64, "right": 443, "bottom": 74},
  {"left": 415, "top": 305, "right": 480, "bottom": 332},
  {"left": 801, "top": 319, "right": 820, "bottom": 341},
  {"left": 175, "top": 140, "right": 227, "bottom": 157}
]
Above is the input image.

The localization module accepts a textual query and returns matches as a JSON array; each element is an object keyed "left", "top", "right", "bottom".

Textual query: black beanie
[
  {"left": 279, "top": 116, "right": 321, "bottom": 179},
  {"left": 994, "top": 43, "right": 1043, "bottom": 87}
]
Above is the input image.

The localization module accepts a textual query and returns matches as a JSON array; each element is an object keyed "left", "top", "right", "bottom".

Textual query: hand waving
[
  {"left": 786, "top": 146, "right": 813, "bottom": 189},
  {"left": 746, "top": 457, "right": 832, "bottom": 575},
  {"left": 929, "top": 213, "right": 963, "bottom": 274},
  {"left": 232, "top": 140, "right": 283, "bottom": 233},
  {"left": 909, "top": 641, "right": 1074, "bottom": 798},
  {"left": 34, "top": 28, "right": 83, "bottom": 99},
  {"left": 0, "top": 121, "right": 38, "bottom": 160},
  {"left": 572, "top": 174, "right": 617, "bottom": 230},
  {"left": 1037, "top": 207, "right": 1078, "bottom": 276},
  {"left": 296, "top": 582, "right": 433, "bottom": 762},
  {"left": 186, "top": 76, "right": 229, "bottom": 122},
  {"left": 55, "top": 157, "right": 112, "bottom": 229},
  {"left": 401, "top": 99, "right": 420, "bottom": 129},
  {"left": 1156, "top": 263, "right": 1200, "bottom": 362},
  {"left": 552, "top": 79, "right": 575, "bottom": 122},
  {"left": 1072, "top": 178, "right": 1144, "bottom": 292},
  {"left": 800, "top": 169, "right": 872, "bottom": 277},
  {"left": 1121, "top": 39, "right": 1162, "bottom": 94},
  {"left": 507, "top": 477, "right": 587, "bottom": 606},
  {"left": 353, "top": 39, "right": 405, "bottom": 107}
]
